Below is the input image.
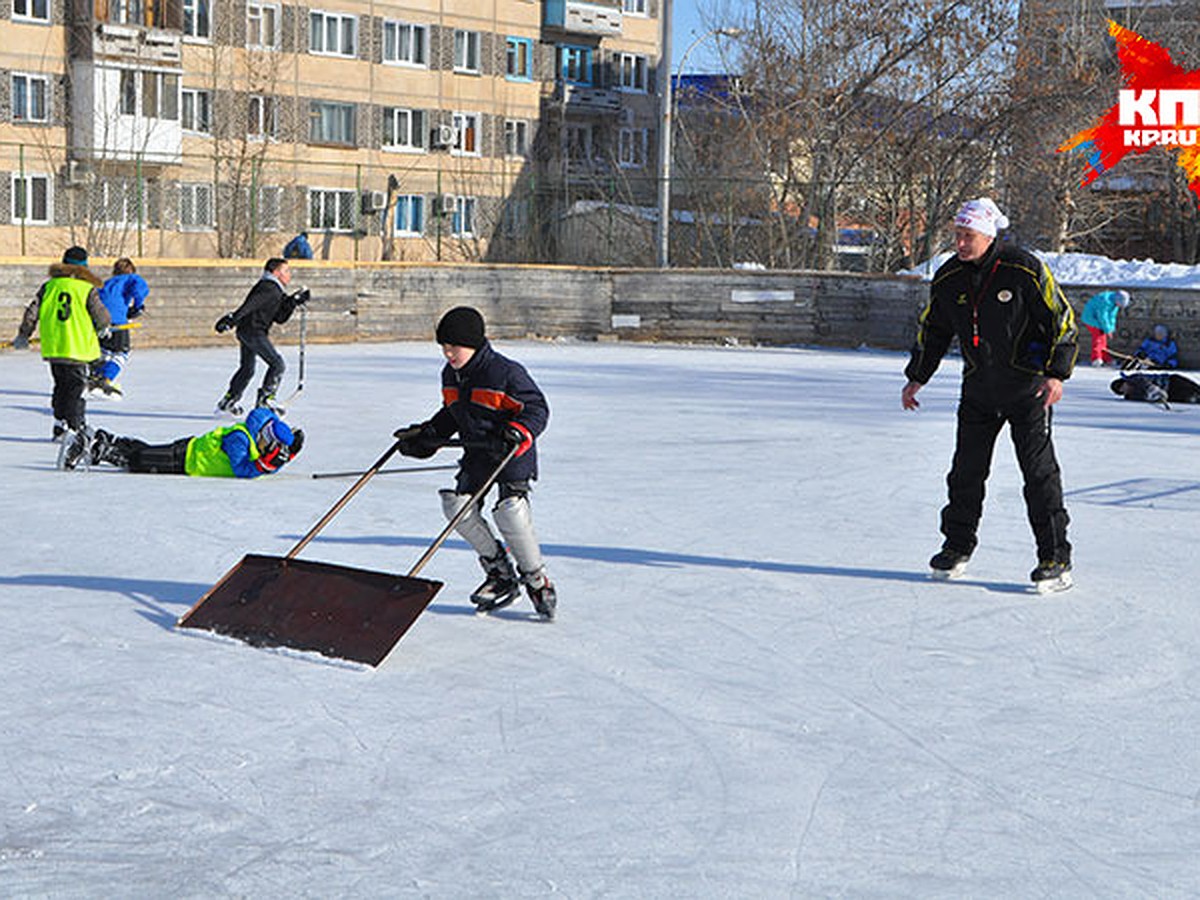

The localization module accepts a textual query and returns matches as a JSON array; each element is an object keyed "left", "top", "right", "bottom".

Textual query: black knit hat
[
  {"left": 436, "top": 306, "right": 486, "bottom": 349},
  {"left": 62, "top": 246, "right": 89, "bottom": 266}
]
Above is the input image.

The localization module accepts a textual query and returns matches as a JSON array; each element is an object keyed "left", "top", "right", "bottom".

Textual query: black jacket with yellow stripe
[
  {"left": 429, "top": 340, "right": 549, "bottom": 488},
  {"left": 905, "top": 241, "right": 1078, "bottom": 391}
]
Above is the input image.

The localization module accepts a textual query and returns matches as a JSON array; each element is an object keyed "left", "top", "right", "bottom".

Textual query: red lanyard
[{"left": 971, "top": 259, "right": 1001, "bottom": 348}]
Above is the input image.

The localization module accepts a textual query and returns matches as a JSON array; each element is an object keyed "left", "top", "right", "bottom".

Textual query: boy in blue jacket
[
  {"left": 90, "top": 257, "right": 149, "bottom": 397},
  {"left": 396, "top": 306, "right": 556, "bottom": 620}
]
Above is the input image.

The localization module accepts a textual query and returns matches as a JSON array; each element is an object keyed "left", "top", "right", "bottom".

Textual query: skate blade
[
  {"left": 930, "top": 562, "right": 968, "bottom": 581},
  {"left": 472, "top": 594, "right": 519, "bottom": 615},
  {"left": 1034, "top": 572, "right": 1074, "bottom": 594}
]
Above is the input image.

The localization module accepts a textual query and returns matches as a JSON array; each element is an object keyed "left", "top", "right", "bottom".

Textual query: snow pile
[{"left": 903, "top": 250, "right": 1200, "bottom": 289}]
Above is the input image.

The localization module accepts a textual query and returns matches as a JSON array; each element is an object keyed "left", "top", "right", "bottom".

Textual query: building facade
[{"left": 0, "top": 0, "right": 662, "bottom": 261}]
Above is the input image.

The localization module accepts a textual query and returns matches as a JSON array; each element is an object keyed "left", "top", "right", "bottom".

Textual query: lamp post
[{"left": 655, "top": 17, "right": 742, "bottom": 268}]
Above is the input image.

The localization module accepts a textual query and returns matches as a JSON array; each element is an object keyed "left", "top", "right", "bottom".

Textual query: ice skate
[
  {"left": 216, "top": 393, "right": 243, "bottom": 416},
  {"left": 88, "top": 429, "right": 129, "bottom": 468},
  {"left": 56, "top": 426, "right": 93, "bottom": 471},
  {"left": 1031, "top": 560, "right": 1073, "bottom": 594},
  {"left": 256, "top": 388, "right": 285, "bottom": 415},
  {"left": 470, "top": 550, "right": 521, "bottom": 613},
  {"left": 523, "top": 569, "right": 557, "bottom": 621},
  {"left": 929, "top": 548, "right": 970, "bottom": 580}
]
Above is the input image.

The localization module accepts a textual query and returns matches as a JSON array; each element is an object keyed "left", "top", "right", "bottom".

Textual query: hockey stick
[
  {"left": 311, "top": 463, "right": 459, "bottom": 480},
  {"left": 281, "top": 298, "right": 307, "bottom": 405}
]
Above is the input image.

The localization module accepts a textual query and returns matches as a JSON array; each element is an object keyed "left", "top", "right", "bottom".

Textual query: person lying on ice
[{"left": 61, "top": 407, "right": 303, "bottom": 475}]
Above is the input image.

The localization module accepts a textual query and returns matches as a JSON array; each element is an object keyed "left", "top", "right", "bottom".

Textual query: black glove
[
  {"left": 215, "top": 314, "right": 236, "bottom": 333},
  {"left": 12, "top": 334, "right": 29, "bottom": 350},
  {"left": 492, "top": 421, "right": 533, "bottom": 459},
  {"left": 128, "top": 307, "right": 143, "bottom": 320},
  {"left": 292, "top": 288, "right": 311, "bottom": 305},
  {"left": 395, "top": 422, "right": 441, "bottom": 459}
]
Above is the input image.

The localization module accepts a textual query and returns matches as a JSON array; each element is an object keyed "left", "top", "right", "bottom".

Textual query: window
[
  {"left": 393, "top": 194, "right": 424, "bottom": 235},
  {"left": 247, "top": 1, "right": 279, "bottom": 49},
  {"left": 12, "top": 74, "right": 49, "bottom": 123},
  {"left": 557, "top": 45, "right": 592, "bottom": 85},
  {"left": 622, "top": 0, "right": 646, "bottom": 13},
  {"left": 454, "top": 29, "right": 480, "bottom": 73},
  {"left": 97, "top": 178, "right": 156, "bottom": 226},
  {"left": 181, "top": 88, "right": 211, "bottom": 133},
  {"left": 451, "top": 195, "right": 476, "bottom": 236},
  {"left": 183, "top": 0, "right": 210, "bottom": 38},
  {"left": 500, "top": 197, "right": 528, "bottom": 238},
  {"left": 142, "top": 72, "right": 179, "bottom": 120},
  {"left": 383, "top": 108, "right": 425, "bottom": 151},
  {"left": 615, "top": 52, "right": 648, "bottom": 92},
  {"left": 505, "top": 37, "right": 532, "bottom": 81},
  {"left": 120, "top": 70, "right": 137, "bottom": 115},
  {"left": 618, "top": 127, "right": 647, "bottom": 167},
  {"left": 382, "top": 20, "right": 427, "bottom": 66},
  {"left": 13, "top": 0, "right": 50, "bottom": 22},
  {"left": 564, "top": 122, "right": 593, "bottom": 161},
  {"left": 248, "top": 94, "right": 278, "bottom": 139},
  {"left": 504, "top": 119, "right": 528, "bottom": 157},
  {"left": 12, "top": 173, "right": 50, "bottom": 224},
  {"left": 451, "top": 112, "right": 479, "bottom": 155},
  {"left": 309, "top": 188, "right": 356, "bottom": 231},
  {"left": 310, "top": 101, "right": 355, "bottom": 145},
  {"left": 179, "top": 182, "right": 213, "bottom": 228},
  {"left": 310, "top": 11, "right": 357, "bottom": 57},
  {"left": 255, "top": 185, "right": 282, "bottom": 231}
]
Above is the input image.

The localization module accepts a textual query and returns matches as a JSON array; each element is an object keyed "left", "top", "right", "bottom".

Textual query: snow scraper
[{"left": 178, "top": 432, "right": 518, "bottom": 666}]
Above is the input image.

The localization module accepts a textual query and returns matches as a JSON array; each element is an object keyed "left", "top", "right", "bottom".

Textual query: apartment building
[{"left": 0, "top": 0, "right": 662, "bottom": 261}]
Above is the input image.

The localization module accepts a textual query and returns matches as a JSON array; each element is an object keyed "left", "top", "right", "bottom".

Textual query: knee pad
[
  {"left": 439, "top": 489, "right": 500, "bottom": 557},
  {"left": 493, "top": 494, "right": 544, "bottom": 577}
]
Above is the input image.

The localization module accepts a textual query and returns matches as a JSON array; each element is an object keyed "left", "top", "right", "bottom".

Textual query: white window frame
[
  {"left": 12, "top": 73, "right": 49, "bottom": 123},
  {"left": 13, "top": 0, "right": 50, "bottom": 23},
  {"left": 382, "top": 20, "right": 427, "bottom": 67},
  {"left": 309, "top": 187, "right": 356, "bottom": 232},
  {"left": 451, "top": 195, "right": 476, "bottom": 237},
  {"left": 246, "top": 1, "right": 280, "bottom": 49},
  {"left": 179, "top": 182, "right": 214, "bottom": 229},
  {"left": 12, "top": 173, "right": 51, "bottom": 224},
  {"left": 96, "top": 178, "right": 150, "bottom": 227},
  {"left": 255, "top": 184, "right": 283, "bottom": 231},
  {"left": 453, "top": 29, "right": 481, "bottom": 73},
  {"left": 451, "top": 111, "right": 480, "bottom": 156},
  {"left": 310, "top": 10, "right": 357, "bottom": 57},
  {"left": 310, "top": 100, "right": 356, "bottom": 145},
  {"left": 383, "top": 107, "right": 425, "bottom": 152},
  {"left": 622, "top": 0, "right": 646, "bottom": 14},
  {"left": 142, "top": 71, "right": 179, "bottom": 120},
  {"left": 564, "top": 122, "right": 593, "bottom": 162},
  {"left": 615, "top": 52, "right": 648, "bottom": 92},
  {"left": 504, "top": 118, "right": 529, "bottom": 158},
  {"left": 183, "top": 0, "right": 211, "bottom": 40},
  {"left": 500, "top": 197, "right": 528, "bottom": 238},
  {"left": 618, "top": 126, "right": 648, "bottom": 168},
  {"left": 393, "top": 193, "right": 424, "bottom": 236},
  {"left": 181, "top": 87, "right": 212, "bottom": 134},
  {"left": 248, "top": 94, "right": 278, "bottom": 140}
]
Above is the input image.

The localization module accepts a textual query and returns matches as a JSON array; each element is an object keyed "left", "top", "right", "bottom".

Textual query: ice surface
[{"left": 2, "top": 340, "right": 1198, "bottom": 897}]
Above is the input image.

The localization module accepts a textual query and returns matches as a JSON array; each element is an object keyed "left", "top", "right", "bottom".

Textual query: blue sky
[{"left": 669, "top": 0, "right": 743, "bottom": 73}]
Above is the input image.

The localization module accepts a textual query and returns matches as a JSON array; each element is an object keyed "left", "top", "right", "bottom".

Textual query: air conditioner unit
[
  {"left": 361, "top": 190, "right": 387, "bottom": 214},
  {"left": 64, "top": 159, "right": 87, "bottom": 186},
  {"left": 433, "top": 194, "right": 457, "bottom": 217},
  {"left": 430, "top": 124, "right": 457, "bottom": 149}
]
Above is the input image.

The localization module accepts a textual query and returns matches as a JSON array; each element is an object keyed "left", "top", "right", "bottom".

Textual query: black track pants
[{"left": 940, "top": 386, "right": 1071, "bottom": 563}]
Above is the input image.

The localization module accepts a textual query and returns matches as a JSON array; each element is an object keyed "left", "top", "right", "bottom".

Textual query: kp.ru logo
[{"left": 1058, "top": 21, "right": 1200, "bottom": 204}]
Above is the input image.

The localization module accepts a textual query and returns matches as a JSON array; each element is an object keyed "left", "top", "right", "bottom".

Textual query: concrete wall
[{"left": 3, "top": 258, "right": 1199, "bottom": 366}]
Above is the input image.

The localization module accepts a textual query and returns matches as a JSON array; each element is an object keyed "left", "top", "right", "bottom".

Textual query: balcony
[
  {"left": 543, "top": 0, "right": 622, "bottom": 37},
  {"left": 94, "top": 23, "right": 182, "bottom": 63},
  {"left": 557, "top": 83, "right": 622, "bottom": 115}
]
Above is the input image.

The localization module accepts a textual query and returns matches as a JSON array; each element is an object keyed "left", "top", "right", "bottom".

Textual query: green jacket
[
  {"left": 20, "top": 263, "right": 109, "bottom": 363},
  {"left": 185, "top": 423, "right": 260, "bottom": 477}
]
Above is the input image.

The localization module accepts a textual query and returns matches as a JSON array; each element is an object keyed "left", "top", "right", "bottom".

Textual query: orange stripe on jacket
[
  {"left": 470, "top": 388, "right": 524, "bottom": 413},
  {"left": 442, "top": 387, "right": 459, "bottom": 405}
]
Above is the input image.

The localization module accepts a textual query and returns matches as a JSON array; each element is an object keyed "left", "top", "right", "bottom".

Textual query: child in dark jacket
[{"left": 396, "top": 306, "right": 556, "bottom": 620}]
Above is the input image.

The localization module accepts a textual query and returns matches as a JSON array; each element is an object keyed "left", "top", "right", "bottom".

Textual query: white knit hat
[{"left": 954, "top": 198, "right": 1010, "bottom": 238}]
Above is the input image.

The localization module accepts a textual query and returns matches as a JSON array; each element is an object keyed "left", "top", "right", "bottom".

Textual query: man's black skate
[
  {"left": 89, "top": 429, "right": 129, "bottom": 469},
  {"left": 56, "top": 426, "right": 93, "bottom": 470},
  {"left": 1031, "top": 560, "right": 1073, "bottom": 594},
  {"left": 216, "top": 393, "right": 243, "bottom": 416},
  {"left": 256, "top": 389, "right": 284, "bottom": 414},
  {"left": 52, "top": 420, "right": 68, "bottom": 442},
  {"left": 471, "top": 550, "right": 521, "bottom": 613},
  {"left": 525, "top": 575, "right": 557, "bottom": 621},
  {"left": 929, "top": 548, "right": 970, "bottom": 580}
]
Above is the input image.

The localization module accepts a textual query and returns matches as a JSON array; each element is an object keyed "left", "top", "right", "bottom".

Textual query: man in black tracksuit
[
  {"left": 901, "top": 198, "right": 1078, "bottom": 591},
  {"left": 214, "top": 257, "right": 307, "bottom": 414}
]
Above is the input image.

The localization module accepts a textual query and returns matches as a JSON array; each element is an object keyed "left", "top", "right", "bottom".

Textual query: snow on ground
[
  {"left": 2, "top": 339, "right": 1200, "bottom": 897},
  {"left": 905, "top": 251, "right": 1200, "bottom": 289}
]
